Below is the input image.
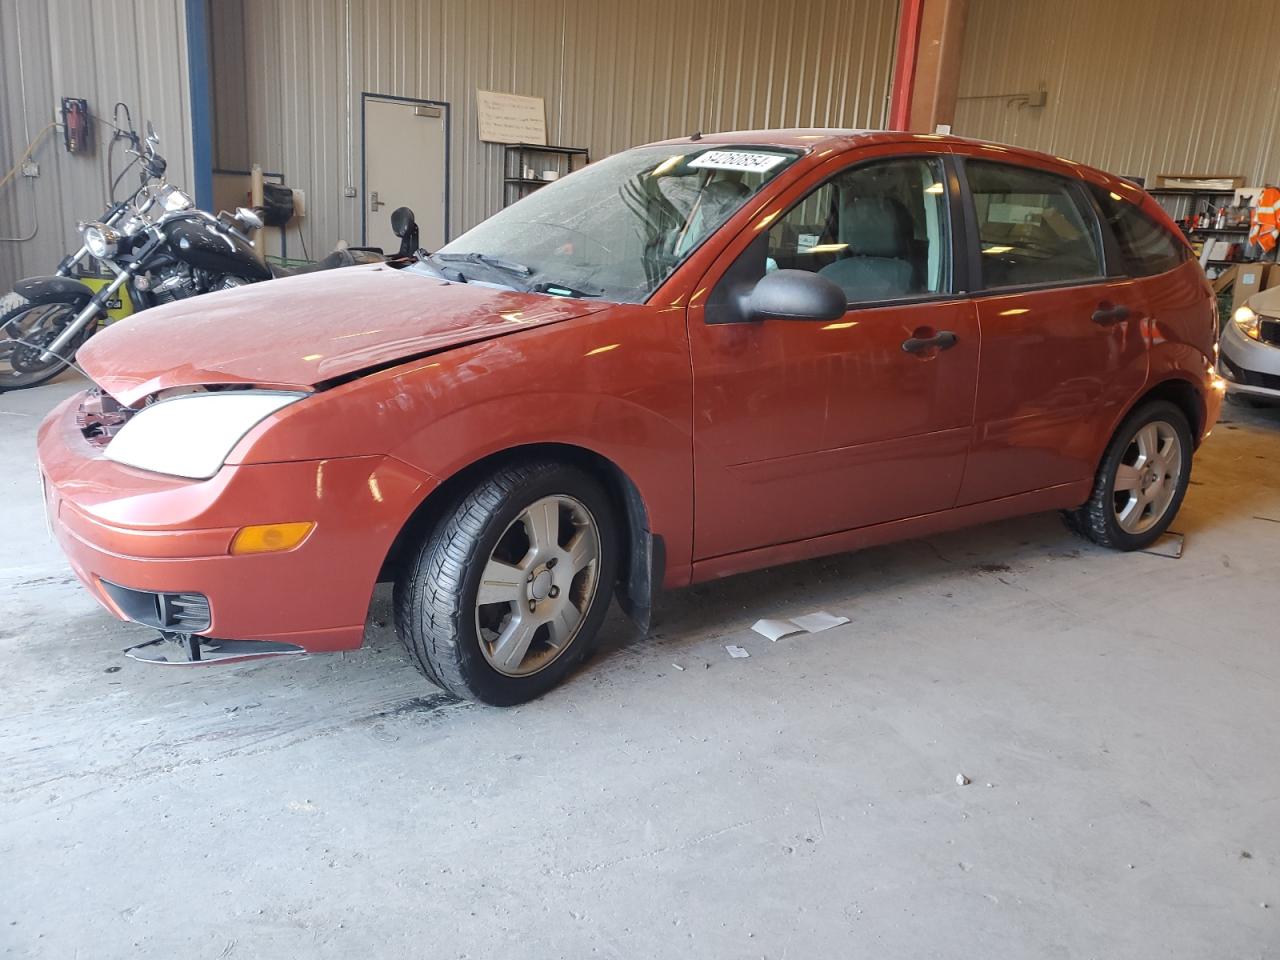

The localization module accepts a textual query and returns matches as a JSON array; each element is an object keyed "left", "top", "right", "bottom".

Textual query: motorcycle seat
[{"left": 269, "top": 248, "right": 357, "bottom": 279}]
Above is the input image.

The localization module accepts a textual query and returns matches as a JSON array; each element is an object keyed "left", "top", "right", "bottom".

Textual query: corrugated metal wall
[
  {"left": 214, "top": 0, "right": 898, "bottom": 255},
  {"left": 0, "top": 0, "right": 195, "bottom": 291},
  {"left": 954, "top": 0, "right": 1280, "bottom": 186}
]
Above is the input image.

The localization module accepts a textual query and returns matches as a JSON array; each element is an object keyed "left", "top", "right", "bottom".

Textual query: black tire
[
  {"left": 0, "top": 293, "right": 86, "bottom": 392},
  {"left": 393, "top": 460, "right": 618, "bottom": 705},
  {"left": 1063, "top": 400, "right": 1193, "bottom": 550},
  {"left": 1226, "top": 391, "right": 1274, "bottom": 409}
]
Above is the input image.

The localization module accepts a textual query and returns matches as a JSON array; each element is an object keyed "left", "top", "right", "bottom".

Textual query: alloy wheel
[
  {"left": 473, "top": 494, "right": 601, "bottom": 677},
  {"left": 1112, "top": 419, "right": 1183, "bottom": 535}
]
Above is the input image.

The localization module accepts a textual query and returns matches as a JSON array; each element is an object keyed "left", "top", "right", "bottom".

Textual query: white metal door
[{"left": 363, "top": 97, "right": 447, "bottom": 251}]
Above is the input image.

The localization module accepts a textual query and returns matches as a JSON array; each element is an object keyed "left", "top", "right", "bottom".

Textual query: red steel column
[
  {"left": 889, "top": 0, "right": 969, "bottom": 132},
  {"left": 888, "top": 0, "right": 926, "bottom": 131}
]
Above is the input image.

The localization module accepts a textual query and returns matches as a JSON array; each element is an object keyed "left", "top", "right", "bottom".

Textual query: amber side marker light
[{"left": 230, "top": 522, "right": 315, "bottom": 556}]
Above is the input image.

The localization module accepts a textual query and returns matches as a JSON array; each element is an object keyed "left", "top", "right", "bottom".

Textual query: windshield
[{"left": 424, "top": 144, "right": 800, "bottom": 303}]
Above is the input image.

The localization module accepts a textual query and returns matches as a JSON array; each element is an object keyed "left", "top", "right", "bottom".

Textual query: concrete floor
[{"left": 2, "top": 373, "right": 1278, "bottom": 959}]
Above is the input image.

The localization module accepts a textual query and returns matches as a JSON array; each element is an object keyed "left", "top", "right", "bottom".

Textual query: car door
[
  {"left": 686, "top": 150, "right": 981, "bottom": 561},
  {"left": 955, "top": 156, "right": 1149, "bottom": 505}
]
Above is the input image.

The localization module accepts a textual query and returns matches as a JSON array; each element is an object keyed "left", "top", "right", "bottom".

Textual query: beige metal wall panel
[
  {"left": 216, "top": 0, "right": 897, "bottom": 257},
  {"left": 954, "top": 0, "right": 1280, "bottom": 189},
  {"left": 0, "top": 0, "right": 194, "bottom": 291}
]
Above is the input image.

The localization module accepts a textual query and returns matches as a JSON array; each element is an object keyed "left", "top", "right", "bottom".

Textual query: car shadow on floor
[{"left": 587, "top": 508, "right": 1094, "bottom": 671}]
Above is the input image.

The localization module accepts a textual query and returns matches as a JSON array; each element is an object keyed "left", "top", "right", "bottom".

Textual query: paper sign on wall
[{"left": 475, "top": 90, "right": 547, "bottom": 145}]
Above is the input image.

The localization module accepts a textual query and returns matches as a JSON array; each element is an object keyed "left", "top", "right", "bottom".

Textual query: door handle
[
  {"left": 369, "top": 190, "right": 386, "bottom": 212},
  {"left": 902, "top": 330, "right": 958, "bottom": 354},
  {"left": 1091, "top": 302, "right": 1131, "bottom": 324}
]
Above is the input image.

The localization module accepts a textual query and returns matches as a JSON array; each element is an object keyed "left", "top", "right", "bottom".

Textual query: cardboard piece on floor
[
  {"left": 725, "top": 645, "right": 750, "bottom": 659},
  {"left": 1142, "top": 532, "right": 1184, "bottom": 559},
  {"left": 751, "top": 611, "right": 850, "bottom": 642}
]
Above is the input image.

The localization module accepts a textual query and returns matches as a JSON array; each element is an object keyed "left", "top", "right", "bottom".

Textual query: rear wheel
[
  {"left": 0, "top": 294, "right": 88, "bottom": 391},
  {"left": 1063, "top": 400, "right": 1193, "bottom": 550},
  {"left": 393, "top": 460, "right": 618, "bottom": 705}
]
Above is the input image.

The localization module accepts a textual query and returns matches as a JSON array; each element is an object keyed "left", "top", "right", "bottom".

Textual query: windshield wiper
[
  {"left": 434, "top": 251, "right": 534, "bottom": 280},
  {"left": 416, "top": 254, "right": 468, "bottom": 283},
  {"left": 427, "top": 253, "right": 600, "bottom": 298}
]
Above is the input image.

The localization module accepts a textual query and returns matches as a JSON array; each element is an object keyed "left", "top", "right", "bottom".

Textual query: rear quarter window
[{"left": 1091, "top": 186, "right": 1189, "bottom": 277}]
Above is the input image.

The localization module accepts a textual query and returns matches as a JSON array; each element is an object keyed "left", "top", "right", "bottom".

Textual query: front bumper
[
  {"left": 1219, "top": 317, "right": 1280, "bottom": 399},
  {"left": 37, "top": 391, "right": 436, "bottom": 653}
]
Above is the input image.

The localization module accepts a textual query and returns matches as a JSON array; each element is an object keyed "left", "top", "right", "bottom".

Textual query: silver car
[{"left": 1220, "top": 285, "right": 1280, "bottom": 405}]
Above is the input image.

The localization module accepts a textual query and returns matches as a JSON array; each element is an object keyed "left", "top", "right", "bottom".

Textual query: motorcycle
[{"left": 0, "top": 119, "right": 420, "bottom": 392}]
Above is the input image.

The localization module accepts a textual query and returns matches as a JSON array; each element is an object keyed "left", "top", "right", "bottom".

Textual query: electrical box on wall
[{"left": 61, "top": 97, "right": 91, "bottom": 153}]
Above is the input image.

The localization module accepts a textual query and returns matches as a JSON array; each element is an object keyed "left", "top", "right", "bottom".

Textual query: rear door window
[
  {"left": 965, "top": 160, "right": 1103, "bottom": 289},
  {"left": 1090, "top": 186, "right": 1188, "bottom": 277}
]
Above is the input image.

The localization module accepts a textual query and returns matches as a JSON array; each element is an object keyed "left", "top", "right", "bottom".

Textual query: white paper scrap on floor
[{"left": 751, "top": 611, "right": 850, "bottom": 641}]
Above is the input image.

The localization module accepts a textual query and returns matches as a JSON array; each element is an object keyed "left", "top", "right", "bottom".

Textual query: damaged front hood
[{"left": 77, "top": 263, "right": 608, "bottom": 407}]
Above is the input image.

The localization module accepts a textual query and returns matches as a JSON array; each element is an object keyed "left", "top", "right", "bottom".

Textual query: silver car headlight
[
  {"left": 81, "top": 221, "right": 121, "bottom": 259},
  {"left": 105, "top": 391, "right": 305, "bottom": 479},
  {"left": 1232, "top": 306, "right": 1262, "bottom": 341}
]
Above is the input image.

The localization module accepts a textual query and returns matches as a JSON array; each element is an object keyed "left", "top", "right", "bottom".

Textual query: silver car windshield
[{"left": 422, "top": 144, "right": 800, "bottom": 303}]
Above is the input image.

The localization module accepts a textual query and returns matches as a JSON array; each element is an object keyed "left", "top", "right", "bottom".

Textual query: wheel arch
[
  {"left": 378, "top": 442, "right": 663, "bottom": 632},
  {"left": 1130, "top": 376, "right": 1206, "bottom": 446}
]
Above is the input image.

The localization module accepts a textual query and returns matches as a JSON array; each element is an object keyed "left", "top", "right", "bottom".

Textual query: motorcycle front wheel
[{"left": 0, "top": 292, "right": 93, "bottom": 392}]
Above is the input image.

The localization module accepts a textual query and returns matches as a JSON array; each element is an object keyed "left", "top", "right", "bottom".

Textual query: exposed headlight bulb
[{"left": 1232, "top": 305, "right": 1261, "bottom": 341}]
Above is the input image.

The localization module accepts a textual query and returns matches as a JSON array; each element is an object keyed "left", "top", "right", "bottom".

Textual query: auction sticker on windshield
[{"left": 688, "top": 150, "right": 789, "bottom": 173}]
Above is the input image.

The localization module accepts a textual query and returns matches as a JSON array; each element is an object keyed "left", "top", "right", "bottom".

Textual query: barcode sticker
[{"left": 688, "top": 150, "right": 787, "bottom": 174}]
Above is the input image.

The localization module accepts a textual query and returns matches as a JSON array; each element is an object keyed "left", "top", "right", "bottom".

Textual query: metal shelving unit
[
  {"left": 503, "top": 143, "right": 590, "bottom": 207},
  {"left": 1147, "top": 185, "right": 1240, "bottom": 224}
]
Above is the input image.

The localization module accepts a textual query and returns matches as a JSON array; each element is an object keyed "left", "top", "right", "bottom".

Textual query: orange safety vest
[{"left": 1250, "top": 186, "right": 1280, "bottom": 253}]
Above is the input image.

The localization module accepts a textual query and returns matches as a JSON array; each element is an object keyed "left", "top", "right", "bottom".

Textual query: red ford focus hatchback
[{"left": 37, "top": 129, "right": 1223, "bottom": 704}]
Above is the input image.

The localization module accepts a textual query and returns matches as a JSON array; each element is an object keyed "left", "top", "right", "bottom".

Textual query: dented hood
[{"left": 78, "top": 263, "right": 608, "bottom": 407}]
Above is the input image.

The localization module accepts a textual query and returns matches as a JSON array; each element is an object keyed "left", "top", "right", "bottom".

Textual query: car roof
[{"left": 649, "top": 127, "right": 1129, "bottom": 189}]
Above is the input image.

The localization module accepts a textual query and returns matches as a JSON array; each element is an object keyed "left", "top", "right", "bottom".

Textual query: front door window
[{"left": 766, "top": 156, "right": 951, "bottom": 303}]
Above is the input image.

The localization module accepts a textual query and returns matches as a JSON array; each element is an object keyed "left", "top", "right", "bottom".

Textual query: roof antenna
[{"left": 690, "top": 130, "right": 703, "bottom": 141}]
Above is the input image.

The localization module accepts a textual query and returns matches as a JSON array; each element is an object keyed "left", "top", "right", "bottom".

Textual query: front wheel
[
  {"left": 393, "top": 460, "right": 618, "bottom": 705},
  {"left": 1063, "top": 400, "right": 1193, "bottom": 550},
  {"left": 0, "top": 293, "right": 91, "bottom": 392}
]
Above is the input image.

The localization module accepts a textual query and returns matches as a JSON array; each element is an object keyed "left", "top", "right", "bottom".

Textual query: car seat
[{"left": 818, "top": 196, "right": 916, "bottom": 301}]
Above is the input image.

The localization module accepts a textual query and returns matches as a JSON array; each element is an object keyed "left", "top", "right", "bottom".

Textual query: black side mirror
[
  {"left": 390, "top": 206, "right": 419, "bottom": 258},
  {"left": 745, "top": 270, "right": 847, "bottom": 322}
]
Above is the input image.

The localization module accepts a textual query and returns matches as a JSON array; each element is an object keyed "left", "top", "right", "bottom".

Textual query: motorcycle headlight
[
  {"left": 81, "top": 222, "right": 121, "bottom": 259},
  {"left": 104, "top": 391, "right": 305, "bottom": 479},
  {"left": 1233, "top": 306, "right": 1262, "bottom": 341}
]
